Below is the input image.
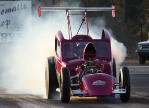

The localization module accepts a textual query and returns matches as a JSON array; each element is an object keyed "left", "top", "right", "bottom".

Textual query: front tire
[
  {"left": 60, "top": 67, "right": 70, "bottom": 103},
  {"left": 112, "top": 58, "right": 116, "bottom": 78},
  {"left": 119, "top": 67, "right": 130, "bottom": 102},
  {"left": 139, "top": 56, "right": 145, "bottom": 64},
  {"left": 45, "top": 57, "right": 58, "bottom": 99}
]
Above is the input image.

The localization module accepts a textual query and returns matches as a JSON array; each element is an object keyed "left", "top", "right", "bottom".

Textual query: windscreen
[{"left": 63, "top": 41, "right": 110, "bottom": 59}]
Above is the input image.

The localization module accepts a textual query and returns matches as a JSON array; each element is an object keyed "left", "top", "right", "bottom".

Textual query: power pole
[{"left": 122, "top": 0, "right": 126, "bottom": 21}]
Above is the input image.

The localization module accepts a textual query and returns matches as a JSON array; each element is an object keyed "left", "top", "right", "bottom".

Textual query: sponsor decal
[
  {"left": 92, "top": 80, "right": 106, "bottom": 86},
  {"left": 0, "top": 1, "right": 31, "bottom": 42},
  {"left": 0, "top": 2, "right": 27, "bottom": 16}
]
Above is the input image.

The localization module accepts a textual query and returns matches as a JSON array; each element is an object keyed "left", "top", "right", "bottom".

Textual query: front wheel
[
  {"left": 112, "top": 58, "right": 116, "bottom": 78},
  {"left": 139, "top": 56, "right": 145, "bottom": 64},
  {"left": 119, "top": 67, "right": 130, "bottom": 102},
  {"left": 60, "top": 67, "right": 70, "bottom": 103}
]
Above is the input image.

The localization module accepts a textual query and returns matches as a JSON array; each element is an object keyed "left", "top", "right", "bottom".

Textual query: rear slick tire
[
  {"left": 119, "top": 67, "right": 130, "bottom": 102},
  {"left": 45, "top": 57, "right": 58, "bottom": 99},
  {"left": 60, "top": 67, "right": 70, "bottom": 103}
]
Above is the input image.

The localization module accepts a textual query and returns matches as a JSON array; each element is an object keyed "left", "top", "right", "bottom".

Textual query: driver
[{"left": 73, "top": 42, "right": 85, "bottom": 57}]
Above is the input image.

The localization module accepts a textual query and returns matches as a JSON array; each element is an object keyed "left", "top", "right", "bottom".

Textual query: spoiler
[{"left": 38, "top": 5, "right": 115, "bottom": 17}]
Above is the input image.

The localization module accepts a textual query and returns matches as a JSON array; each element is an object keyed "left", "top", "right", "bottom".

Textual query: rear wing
[
  {"left": 37, "top": 5, "right": 115, "bottom": 39},
  {"left": 38, "top": 5, "right": 115, "bottom": 17}
]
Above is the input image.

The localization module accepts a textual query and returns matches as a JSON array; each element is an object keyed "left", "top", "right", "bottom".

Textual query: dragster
[{"left": 38, "top": 5, "right": 130, "bottom": 103}]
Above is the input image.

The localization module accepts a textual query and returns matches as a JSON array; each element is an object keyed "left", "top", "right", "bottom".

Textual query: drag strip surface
[{"left": 0, "top": 63, "right": 148, "bottom": 108}]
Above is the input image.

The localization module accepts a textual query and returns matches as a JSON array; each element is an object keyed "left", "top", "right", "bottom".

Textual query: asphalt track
[{"left": 0, "top": 61, "right": 149, "bottom": 108}]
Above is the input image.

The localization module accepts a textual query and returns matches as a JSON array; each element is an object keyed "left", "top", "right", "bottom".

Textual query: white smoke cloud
[
  {"left": 0, "top": 13, "right": 67, "bottom": 97},
  {"left": 108, "top": 29, "right": 127, "bottom": 77},
  {"left": 90, "top": 19, "right": 127, "bottom": 61},
  {"left": 0, "top": 2, "right": 127, "bottom": 98}
]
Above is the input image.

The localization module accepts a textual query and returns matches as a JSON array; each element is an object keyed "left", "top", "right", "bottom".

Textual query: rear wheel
[
  {"left": 139, "top": 56, "right": 145, "bottom": 64},
  {"left": 60, "top": 67, "right": 70, "bottom": 103},
  {"left": 45, "top": 57, "right": 58, "bottom": 99},
  {"left": 119, "top": 67, "right": 130, "bottom": 102}
]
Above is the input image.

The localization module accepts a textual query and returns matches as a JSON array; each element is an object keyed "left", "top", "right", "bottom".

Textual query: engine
[
  {"left": 81, "top": 42, "right": 102, "bottom": 76},
  {"left": 72, "top": 43, "right": 104, "bottom": 81},
  {"left": 80, "top": 60, "right": 102, "bottom": 78}
]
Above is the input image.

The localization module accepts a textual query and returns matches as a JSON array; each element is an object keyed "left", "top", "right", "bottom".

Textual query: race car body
[{"left": 38, "top": 5, "right": 130, "bottom": 103}]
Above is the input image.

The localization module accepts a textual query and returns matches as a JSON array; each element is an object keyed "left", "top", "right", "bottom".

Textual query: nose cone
[
  {"left": 82, "top": 74, "right": 113, "bottom": 96},
  {"left": 83, "top": 43, "right": 96, "bottom": 60}
]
